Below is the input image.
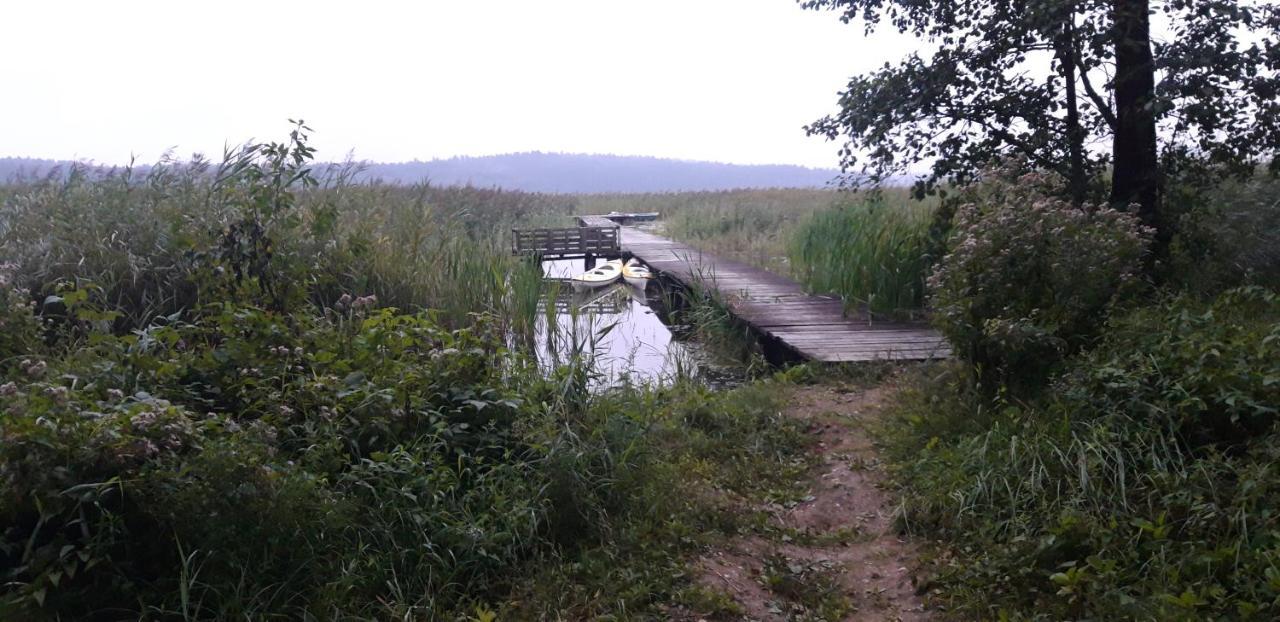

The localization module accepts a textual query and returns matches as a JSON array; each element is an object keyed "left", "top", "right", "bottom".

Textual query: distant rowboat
[{"left": 605, "top": 211, "right": 660, "bottom": 223}]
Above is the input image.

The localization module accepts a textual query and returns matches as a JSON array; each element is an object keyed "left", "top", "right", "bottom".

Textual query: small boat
[
  {"left": 602, "top": 211, "right": 661, "bottom": 224},
  {"left": 622, "top": 259, "right": 655, "bottom": 289},
  {"left": 570, "top": 259, "right": 623, "bottom": 291}
]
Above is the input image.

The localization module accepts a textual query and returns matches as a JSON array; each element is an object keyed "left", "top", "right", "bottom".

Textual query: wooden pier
[{"left": 603, "top": 219, "right": 950, "bottom": 363}]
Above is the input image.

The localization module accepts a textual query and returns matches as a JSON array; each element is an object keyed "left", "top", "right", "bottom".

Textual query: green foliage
[
  {"left": 1167, "top": 174, "right": 1280, "bottom": 294},
  {"left": 1059, "top": 286, "right": 1280, "bottom": 446},
  {"left": 883, "top": 287, "right": 1280, "bottom": 620},
  {"left": 928, "top": 166, "right": 1151, "bottom": 388},
  {"left": 203, "top": 119, "right": 318, "bottom": 312},
  {"left": 0, "top": 291, "right": 816, "bottom": 619},
  {"left": 801, "top": 0, "right": 1280, "bottom": 198},
  {"left": 507, "top": 379, "right": 813, "bottom": 619},
  {"left": 0, "top": 302, "right": 521, "bottom": 617},
  {"left": 789, "top": 199, "right": 934, "bottom": 313},
  {"left": 0, "top": 129, "right": 820, "bottom": 618}
]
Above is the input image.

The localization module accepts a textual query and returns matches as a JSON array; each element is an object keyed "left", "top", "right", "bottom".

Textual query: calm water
[{"left": 536, "top": 258, "right": 737, "bottom": 387}]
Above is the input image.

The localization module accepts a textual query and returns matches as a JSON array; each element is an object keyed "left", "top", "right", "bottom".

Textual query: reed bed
[
  {"left": 788, "top": 199, "right": 936, "bottom": 313},
  {"left": 0, "top": 159, "right": 571, "bottom": 335}
]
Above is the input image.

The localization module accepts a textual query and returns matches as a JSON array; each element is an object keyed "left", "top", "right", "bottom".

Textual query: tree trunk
[
  {"left": 1110, "top": 0, "right": 1163, "bottom": 245},
  {"left": 1058, "top": 14, "right": 1087, "bottom": 206}
]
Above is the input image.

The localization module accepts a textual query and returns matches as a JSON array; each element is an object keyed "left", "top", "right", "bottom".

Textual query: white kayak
[
  {"left": 570, "top": 259, "right": 623, "bottom": 291},
  {"left": 622, "top": 259, "right": 655, "bottom": 289}
]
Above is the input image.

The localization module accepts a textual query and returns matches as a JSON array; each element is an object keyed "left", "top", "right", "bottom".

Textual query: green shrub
[
  {"left": 885, "top": 287, "right": 1280, "bottom": 620},
  {"left": 0, "top": 301, "right": 535, "bottom": 618},
  {"left": 0, "top": 283, "right": 813, "bottom": 618},
  {"left": 928, "top": 166, "right": 1151, "bottom": 389},
  {"left": 1059, "top": 286, "right": 1280, "bottom": 446}
]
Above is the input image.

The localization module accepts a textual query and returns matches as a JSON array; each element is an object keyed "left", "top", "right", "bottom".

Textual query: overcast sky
[{"left": 2, "top": 0, "right": 914, "bottom": 168}]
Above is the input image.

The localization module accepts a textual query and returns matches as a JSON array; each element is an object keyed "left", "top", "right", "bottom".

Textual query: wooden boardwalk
[{"left": 597, "top": 218, "right": 950, "bottom": 363}]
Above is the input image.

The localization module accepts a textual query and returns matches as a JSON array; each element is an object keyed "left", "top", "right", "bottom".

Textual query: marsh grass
[
  {"left": 0, "top": 131, "right": 818, "bottom": 620},
  {"left": 0, "top": 155, "right": 577, "bottom": 337},
  {"left": 789, "top": 198, "right": 936, "bottom": 313},
  {"left": 654, "top": 261, "right": 772, "bottom": 374}
]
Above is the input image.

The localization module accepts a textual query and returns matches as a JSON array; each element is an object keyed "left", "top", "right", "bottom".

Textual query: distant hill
[
  {"left": 356, "top": 153, "right": 840, "bottom": 192},
  {"left": 0, "top": 157, "right": 74, "bottom": 180},
  {"left": 1, "top": 153, "right": 841, "bottom": 193}
]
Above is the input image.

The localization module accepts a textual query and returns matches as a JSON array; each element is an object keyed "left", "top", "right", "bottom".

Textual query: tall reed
[
  {"left": 788, "top": 199, "right": 935, "bottom": 313},
  {"left": 0, "top": 156, "right": 566, "bottom": 336}
]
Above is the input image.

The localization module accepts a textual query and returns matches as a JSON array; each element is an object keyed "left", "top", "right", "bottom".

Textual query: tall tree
[
  {"left": 1110, "top": 0, "right": 1162, "bottom": 238},
  {"left": 802, "top": 0, "right": 1280, "bottom": 244}
]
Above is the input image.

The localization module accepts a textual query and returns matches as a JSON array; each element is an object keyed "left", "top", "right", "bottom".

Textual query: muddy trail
[{"left": 674, "top": 381, "right": 933, "bottom": 621}]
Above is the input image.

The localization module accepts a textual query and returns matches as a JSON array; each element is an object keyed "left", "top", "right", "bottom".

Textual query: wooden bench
[{"left": 511, "top": 226, "right": 620, "bottom": 259}]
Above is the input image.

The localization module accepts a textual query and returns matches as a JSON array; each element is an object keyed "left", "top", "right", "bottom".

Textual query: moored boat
[
  {"left": 603, "top": 211, "right": 661, "bottom": 224},
  {"left": 569, "top": 259, "right": 623, "bottom": 291},
  {"left": 622, "top": 259, "right": 655, "bottom": 289}
]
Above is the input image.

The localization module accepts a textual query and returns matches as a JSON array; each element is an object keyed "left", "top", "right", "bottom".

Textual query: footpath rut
[{"left": 679, "top": 382, "right": 932, "bottom": 621}]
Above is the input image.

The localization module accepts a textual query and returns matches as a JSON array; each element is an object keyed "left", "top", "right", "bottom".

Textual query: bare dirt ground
[{"left": 678, "top": 381, "right": 932, "bottom": 621}]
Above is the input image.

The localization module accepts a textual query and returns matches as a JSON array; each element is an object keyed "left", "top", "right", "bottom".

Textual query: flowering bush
[{"left": 928, "top": 167, "right": 1152, "bottom": 387}]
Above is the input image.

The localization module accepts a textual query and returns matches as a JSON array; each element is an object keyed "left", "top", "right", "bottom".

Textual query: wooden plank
[
  {"left": 774, "top": 338, "right": 949, "bottom": 348},
  {"left": 756, "top": 323, "right": 930, "bottom": 332},
  {"left": 809, "top": 350, "right": 952, "bottom": 362},
  {"left": 788, "top": 337, "right": 946, "bottom": 347}
]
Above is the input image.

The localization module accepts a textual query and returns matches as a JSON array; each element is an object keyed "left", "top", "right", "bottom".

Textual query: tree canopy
[{"left": 803, "top": 0, "right": 1279, "bottom": 239}]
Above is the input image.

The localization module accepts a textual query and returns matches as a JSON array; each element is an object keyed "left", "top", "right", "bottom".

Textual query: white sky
[{"left": 1, "top": 0, "right": 913, "bottom": 168}]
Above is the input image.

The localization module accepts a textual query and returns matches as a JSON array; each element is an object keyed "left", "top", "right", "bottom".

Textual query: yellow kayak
[{"left": 622, "top": 259, "right": 655, "bottom": 289}]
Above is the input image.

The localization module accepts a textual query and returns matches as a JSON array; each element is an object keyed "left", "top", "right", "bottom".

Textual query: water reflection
[{"left": 536, "top": 258, "right": 736, "bottom": 387}]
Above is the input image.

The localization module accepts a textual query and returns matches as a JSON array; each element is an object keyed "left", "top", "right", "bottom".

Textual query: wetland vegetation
[
  {"left": 2, "top": 123, "right": 1277, "bottom": 620},
  {"left": 3, "top": 0, "right": 1278, "bottom": 619},
  {"left": 0, "top": 127, "right": 823, "bottom": 619}
]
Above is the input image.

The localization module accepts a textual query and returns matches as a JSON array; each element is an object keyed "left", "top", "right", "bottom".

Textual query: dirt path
[{"left": 680, "top": 381, "right": 932, "bottom": 621}]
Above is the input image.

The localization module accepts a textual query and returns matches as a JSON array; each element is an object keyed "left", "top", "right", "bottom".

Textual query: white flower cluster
[
  {"left": 269, "top": 345, "right": 305, "bottom": 358},
  {"left": 126, "top": 398, "right": 196, "bottom": 454},
  {"left": 18, "top": 359, "right": 47, "bottom": 379},
  {"left": 334, "top": 293, "right": 378, "bottom": 312}
]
